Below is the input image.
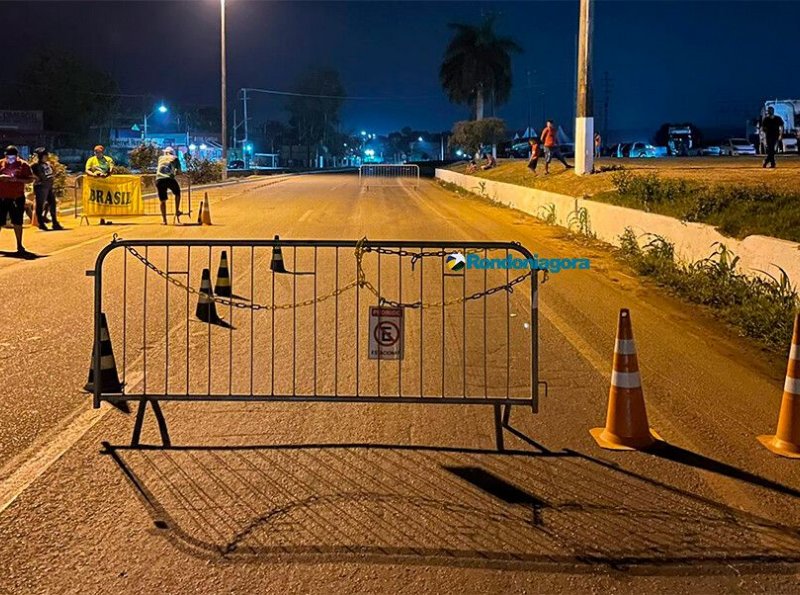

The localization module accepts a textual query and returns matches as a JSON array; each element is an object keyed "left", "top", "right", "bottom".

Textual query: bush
[
  {"left": 617, "top": 227, "right": 798, "bottom": 349},
  {"left": 128, "top": 143, "right": 160, "bottom": 172},
  {"left": 185, "top": 155, "right": 224, "bottom": 185},
  {"left": 450, "top": 118, "right": 506, "bottom": 155}
]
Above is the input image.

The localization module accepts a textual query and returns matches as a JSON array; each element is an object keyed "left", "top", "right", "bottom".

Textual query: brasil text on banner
[{"left": 82, "top": 175, "right": 144, "bottom": 217}]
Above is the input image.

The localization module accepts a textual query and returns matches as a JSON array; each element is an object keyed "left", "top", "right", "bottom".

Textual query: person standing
[
  {"left": 31, "top": 148, "right": 63, "bottom": 231},
  {"left": 527, "top": 137, "right": 541, "bottom": 175},
  {"left": 540, "top": 120, "right": 570, "bottom": 174},
  {"left": 594, "top": 132, "right": 602, "bottom": 158},
  {"left": 0, "top": 146, "right": 35, "bottom": 254},
  {"left": 761, "top": 106, "right": 784, "bottom": 168},
  {"left": 85, "top": 145, "right": 114, "bottom": 177},
  {"left": 155, "top": 147, "right": 183, "bottom": 225}
]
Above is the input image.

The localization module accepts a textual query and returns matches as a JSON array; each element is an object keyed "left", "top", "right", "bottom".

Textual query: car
[
  {"left": 615, "top": 142, "right": 656, "bottom": 158},
  {"left": 228, "top": 159, "right": 245, "bottom": 169},
  {"left": 700, "top": 145, "right": 722, "bottom": 156},
  {"left": 720, "top": 138, "right": 756, "bottom": 156}
]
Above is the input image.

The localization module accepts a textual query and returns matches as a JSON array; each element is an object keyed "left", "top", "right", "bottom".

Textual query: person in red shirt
[
  {"left": 540, "top": 120, "right": 571, "bottom": 174},
  {"left": 0, "top": 145, "right": 35, "bottom": 254},
  {"left": 527, "top": 137, "right": 541, "bottom": 175}
]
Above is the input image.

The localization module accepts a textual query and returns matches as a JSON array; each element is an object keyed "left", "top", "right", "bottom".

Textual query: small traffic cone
[
  {"left": 215, "top": 250, "right": 232, "bottom": 297},
  {"left": 30, "top": 207, "right": 39, "bottom": 228},
  {"left": 196, "top": 268, "right": 221, "bottom": 323},
  {"left": 201, "top": 192, "right": 212, "bottom": 225},
  {"left": 590, "top": 309, "right": 661, "bottom": 450},
  {"left": 270, "top": 235, "right": 288, "bottom": 273},
  {"left": 196, "top": 198, "right": 204, "bottom": 225},
  {"left": 84, "top": 313, "right": 128, "bottom": 412},
  {"left": 758, "top": 312, "right": 800, "bottom": 458}
]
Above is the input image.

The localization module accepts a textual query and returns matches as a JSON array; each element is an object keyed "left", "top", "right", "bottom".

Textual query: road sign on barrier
[{"left": 369, "top": 306, "right": 404, "bottom": 360}]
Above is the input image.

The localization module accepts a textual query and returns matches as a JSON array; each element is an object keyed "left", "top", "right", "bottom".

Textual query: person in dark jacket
[{"left": 31, "top": 148, "right": 63, "bottom": 231}]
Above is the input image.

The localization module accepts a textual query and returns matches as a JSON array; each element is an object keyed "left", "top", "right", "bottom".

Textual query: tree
[
  {"left": 450, "top": 118, "right": 507, "bottom": 156},
  {"left": 439, "top": 15, "right": 521, "bottom": 121},
  {"left": 2, "top": 48, "right": 118, "bottom": 144},
  {"left": 286, "top": 68, "right": 346, "bottom": 164},
  {"left": 128, "top": 143, "right": 160, "bottom": 172}
]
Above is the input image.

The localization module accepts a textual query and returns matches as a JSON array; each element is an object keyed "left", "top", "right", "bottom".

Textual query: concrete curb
[{"left": 436, "top": 168, "right": 800, "bottom": 287}]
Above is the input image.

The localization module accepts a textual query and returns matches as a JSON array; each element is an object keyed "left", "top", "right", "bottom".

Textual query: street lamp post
[
  {"left": 220, "top": 0, "right": 228, "bottom": 180},
  {"left": 142, "top": 104, "right": 168, "bottom": 142}
]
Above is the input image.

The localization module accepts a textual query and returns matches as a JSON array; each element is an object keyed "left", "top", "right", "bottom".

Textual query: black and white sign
[{"left": 369, "top": 306, "right": 404, "bottom": 360}]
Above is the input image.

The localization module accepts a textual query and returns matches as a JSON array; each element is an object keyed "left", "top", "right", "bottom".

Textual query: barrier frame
[
  {"left": 359, "top": 164, "right": 420, "bottom": 189},
  {"left": 88, "top": 237, "right": 547, "bottom": 449}
]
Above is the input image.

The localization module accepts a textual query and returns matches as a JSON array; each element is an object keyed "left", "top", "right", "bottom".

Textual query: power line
[{"left": 241, "top": 87, "right": 442, "bottom": 102}]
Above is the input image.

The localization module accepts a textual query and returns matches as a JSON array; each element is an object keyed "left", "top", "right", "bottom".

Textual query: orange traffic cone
[
  {"left": 196, "top": 268, "right": 221, "bottom": 323},
  {"left": 270, "top": 235, "right": 288, "bottom": 273},
  {"left": 30, "top": 207, "right": 39, "bottom": 228},
  {"left": 215, "top": 250, "right": 232, "bottom": 297},
  {"left": 201, "top": 192, "right": 212, "bottom": 225},
  {"left": 758, "top": 312, "right": 800, "bottom": 458},
  {"left": 590, "top": 309, "right": 661, "bottom": 450}
]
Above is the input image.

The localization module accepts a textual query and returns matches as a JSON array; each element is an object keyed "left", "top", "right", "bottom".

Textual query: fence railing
[
  {"left": 87, "top": 237, "right": 546, "bottom": 447},
  {"left": 359, "top": 164, "right": 420, "bottom": 189}
]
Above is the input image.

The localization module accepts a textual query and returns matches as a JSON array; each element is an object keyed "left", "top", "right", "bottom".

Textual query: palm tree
[{"left": 439, "top": 15, "right": 522, "bottom": 121}]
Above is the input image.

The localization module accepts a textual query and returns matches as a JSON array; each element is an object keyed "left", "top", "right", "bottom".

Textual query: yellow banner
[{"left": 82, "top": 175, "right": 143, "bottom": 217}]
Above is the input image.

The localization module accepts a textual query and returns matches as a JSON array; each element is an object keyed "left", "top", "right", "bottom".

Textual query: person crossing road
[{"left": 155, "top": 147, "right": 183, "bottom": 225}]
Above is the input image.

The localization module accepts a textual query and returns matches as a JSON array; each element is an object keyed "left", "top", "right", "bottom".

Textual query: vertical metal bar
[
  {"left": 271, "top": 247, "right": 275, "bottom": 396},
  {"left": 165, "top": 246, "right": 169, "bottom": 396},
  {"left": 207, "top": 246, "right": 211, "bottom": 395},
  {"left": 143, "top": 246, "right": 148, "bottom": 395},
  {"left": 355, "top": 249, "right": 360, "bottom": 397},
  {"left": 440, "top": 252, "right": 445, "bottom": 398},
  {"left": 292, "top": 247, "right": 297, "bottom": 396},
  {"left": 186, "top": 246, "right": 190, "bottom": 395},
  {"left": 313, "top": 246, "right": 318, "bottom": 396},
  {"left": 506, "top": 248, "right": 510, "bottom": 399},
  {"left": 334, "top": 247, "right": 339, "bottom": 396},
  {"left": 377, "top": 250, "right": 381, "bottom": 397},
  {"left": 532, "top": 268, "right": 539, "bottom": 413},
  {"left": 229, "top": 246, "right": 233, "bottom": 396},
  {"left": 92, "top": 244, "right": 104, "bottom": 409},
  {"left": 250, "top": 246, "right": 254, "bottom": 395},
  {"left": 462, "top": 245, "right": 466, "bottom": 398},
  {"left": 398, "top": 250, "right": 402, "bottom": 398},
  {"left": 419, "top": 246, "right": 423, "bottom": 398},
  {"left": 122, "top": 248, "right": 127, "bottom": 381},
  {"left": 483, "top": 248, "right": 487, "bottom": 398}
]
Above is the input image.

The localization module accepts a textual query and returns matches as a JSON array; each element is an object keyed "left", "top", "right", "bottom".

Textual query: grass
[
  {"left": 618, "top": 229, "right": 798, "bottom": 350},
  {"left": 447, "top": 156, "right": 800, "bottom": 242}
]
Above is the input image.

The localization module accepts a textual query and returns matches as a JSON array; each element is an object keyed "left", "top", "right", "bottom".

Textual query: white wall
[{"left": 436, "top": 169, "right": 800, "bottom": 287}]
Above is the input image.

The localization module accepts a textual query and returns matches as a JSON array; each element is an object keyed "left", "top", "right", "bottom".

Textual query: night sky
[{"left": 6, "top": 1, "right": 795, "bottom": 141}]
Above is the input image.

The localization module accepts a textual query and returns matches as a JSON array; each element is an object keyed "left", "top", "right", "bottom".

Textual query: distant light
[
  {"left": 343, "top": 143, "right": 347, "bottom": 147},
  {"left": 245, "top": 144, "right": 253, "bottom": 152},
  {"left": 200, "top": 143, "right": 208, "bottom": 150},
  {"left": 361, "top": 130, "right": 367, "bottom": 136},
  {"left": 157, "top": 104, "right": 168, "bottom": 114},
  {"left": 189, "top": 143, "right": 197, "bottom": 151},
  {"left": 456, "top": 149, "right": 463, "bottom": 156},
  {"left": 418, "top": 136, "right": 423, "bottom": 142}
]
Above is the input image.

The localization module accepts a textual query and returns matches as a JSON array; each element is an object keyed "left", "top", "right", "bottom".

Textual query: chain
[{"left": 121, "top": 238, "right": 540, "bottom": 312}]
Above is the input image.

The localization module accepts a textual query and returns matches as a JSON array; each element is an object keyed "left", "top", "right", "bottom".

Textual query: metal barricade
[
  {"left": 87, "top": 238, "right": 547, "bottom": 448},
  {"left": 72, "top": 174, "right": 193, "bottom": 220},
  {"left": 359, "top": 164, "right": 420, "bottom": 189}
]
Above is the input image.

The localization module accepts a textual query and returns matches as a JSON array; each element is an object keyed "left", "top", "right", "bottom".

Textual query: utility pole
[
  {"left": 526, "top": 69, "right": 532, "bottom": 137},
  {"left": 220, "top": 0, "right": 228, "bottom": 180},
  {"left": 242, "top": 88, "right": 249, "bottom": 168},
  {"left": 602, "top": 71, "right": 611, "bottom": 142},
  {"left": 574, "top": 0, "right": 594, "bottom": 175}
]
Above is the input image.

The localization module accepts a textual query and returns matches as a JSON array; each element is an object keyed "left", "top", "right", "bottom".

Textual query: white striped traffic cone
[
  {"left": 215, "top": 250, "right": 232, "bottom": 297},
  {"left": 196, "top": 268, "right": 221, "bottom": 323},
  {"left": 591, "top": 308, "right": 661, "bottom": 450},
  {"left": 758, "top": 312, "right": 800, "bottom": 458},
  {"left": 270, "top": 235, "right": 288, "bottom": 273}
]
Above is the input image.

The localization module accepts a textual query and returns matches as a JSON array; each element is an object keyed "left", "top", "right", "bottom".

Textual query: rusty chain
[{"left": 120, "top": 237, "right": 538, "bottom": 311}]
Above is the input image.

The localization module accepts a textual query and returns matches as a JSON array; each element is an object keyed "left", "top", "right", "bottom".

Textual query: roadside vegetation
[{"left": 618, "top": 229, "right": 798, "bottom": 349}]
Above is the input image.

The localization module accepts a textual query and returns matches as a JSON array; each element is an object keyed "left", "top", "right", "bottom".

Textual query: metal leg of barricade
[
  {"left": 494, "top": 404, "right": 505, "bottom": 452},
  {"left": 131, "top": 398, "right": 172, "bottom": 448},
  {"left": 502, "top": 403, "right": 512, "bottom": 427}
]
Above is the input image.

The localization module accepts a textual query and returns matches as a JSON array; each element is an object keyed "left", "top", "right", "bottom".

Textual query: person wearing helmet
[
  {"left": 0, "top": 146, "right": 35, "bottom": 254},
  {"left": 31, "top": 147, "right": 63, "bottom": 231},
  {"left": 155, "top": 146, "right": 182, "bottom": 225},
  {"left": 85, "top": 145, "right": 114, "bottom": 177}
]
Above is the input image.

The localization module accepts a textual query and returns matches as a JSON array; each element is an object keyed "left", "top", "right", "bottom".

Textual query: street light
[
  {"left": 142, "top": 103, "right": 168, "bottom": 141},
  {"left": 220, "top": 0, "right": 228, "bottom": 179}
]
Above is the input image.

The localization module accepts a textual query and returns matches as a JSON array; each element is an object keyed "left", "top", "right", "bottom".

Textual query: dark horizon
[{"left": 3, "top": 1, "right": 795, "bottom": 142}]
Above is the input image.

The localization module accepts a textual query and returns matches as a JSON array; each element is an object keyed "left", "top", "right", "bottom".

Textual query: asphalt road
[{"left": 1, "top": 173, "right": 800, "bottom": 594}]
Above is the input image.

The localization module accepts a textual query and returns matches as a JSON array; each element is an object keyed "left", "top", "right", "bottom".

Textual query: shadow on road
[
  {"left": 102, "top": 441, "right": 800, "bottom": 575},
  {"left": 0, "top": 250, "right": 46, "bottom": 260}
]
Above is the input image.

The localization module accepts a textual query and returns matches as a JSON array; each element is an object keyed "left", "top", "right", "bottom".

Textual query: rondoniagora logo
[{"left": 448, "top": 252, "right": 591, "bottom": 273}]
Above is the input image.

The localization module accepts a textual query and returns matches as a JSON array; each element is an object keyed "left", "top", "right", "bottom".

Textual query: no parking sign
[{"left": 369, "top": 306, "right": 404, "bottom": 360}]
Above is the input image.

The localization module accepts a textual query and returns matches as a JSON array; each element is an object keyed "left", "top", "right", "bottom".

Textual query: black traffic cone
[
  {"left": 215, "top": 250, "right": 232, "bottom": 297},
  {"left": 270, "top": 235, "right": 288, "bottom": 273},
  {"left": 196, "top": 268, "right": 221, "bottom": 323},
  {"left": 84, "top": 313, "right": 129, "bottom": 413},
  {"left": 196, "top": 197, "right": 204, "bottom": 225}
]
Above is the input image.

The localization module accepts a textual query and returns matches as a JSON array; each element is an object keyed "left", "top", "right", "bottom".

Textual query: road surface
[{"left": 1, "top": 173, "right": 799, "bottom": 594}]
